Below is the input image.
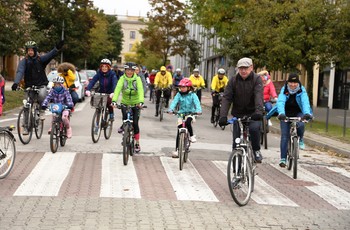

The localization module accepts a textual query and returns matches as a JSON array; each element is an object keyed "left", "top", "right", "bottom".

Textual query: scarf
[{"left": 287, "top": 84, "right": 300, "bottom": 95}]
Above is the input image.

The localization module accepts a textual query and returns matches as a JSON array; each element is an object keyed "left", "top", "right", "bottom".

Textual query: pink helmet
[{"left": 178, "top": 78, "right": 192, "bottom": 87}]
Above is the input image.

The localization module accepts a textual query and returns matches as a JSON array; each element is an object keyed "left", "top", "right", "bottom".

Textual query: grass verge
[
  {"left": 3, "top": 91, "right": 25, "bottom": 114},
  {"left": 306, "top": 120, "right": 350, "bottom": 143}
]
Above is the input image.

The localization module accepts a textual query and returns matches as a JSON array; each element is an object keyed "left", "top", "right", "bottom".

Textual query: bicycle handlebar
[{"left": 281, "top": 117, "right": 312, "bottom": 123}]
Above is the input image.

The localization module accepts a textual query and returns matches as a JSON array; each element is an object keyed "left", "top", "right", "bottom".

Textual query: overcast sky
[{"left": 92, "top": 0, "right": 151, "bottom": 16}]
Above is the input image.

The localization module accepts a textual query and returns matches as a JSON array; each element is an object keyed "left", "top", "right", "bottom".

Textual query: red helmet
[{"left": 178, "top": 78, "right": 192, "bottom": 87}]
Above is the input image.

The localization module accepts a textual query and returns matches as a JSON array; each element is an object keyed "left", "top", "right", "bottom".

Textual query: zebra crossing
[{"left": 1, "top": 151, "right": 350, "bottom": 210}]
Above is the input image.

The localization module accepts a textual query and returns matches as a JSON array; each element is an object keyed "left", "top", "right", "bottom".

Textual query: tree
[
  {"left": 186, "top": 39, "right": 201, "bottom": 70},
  {"left": 105, "top": 15, "right": 123, "bottom": 62},
  {"left": 140, "top": 0, "right": 189, "bottom": 66}
]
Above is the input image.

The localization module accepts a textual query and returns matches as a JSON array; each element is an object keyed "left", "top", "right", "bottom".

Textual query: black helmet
[
  {"left": 25, "top": 41, "right": 37, "bottom": 49},
  {"left": 124, "top": 62, "right": 137, "bottom": 70}
]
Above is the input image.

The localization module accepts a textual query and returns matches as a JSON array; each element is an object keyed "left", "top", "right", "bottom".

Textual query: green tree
[
  {"left": 105, "top": 15, "right": 123, "bottom": 62},
  {"left": 186, "top": 39, "right": 201, "bottom": 70}
]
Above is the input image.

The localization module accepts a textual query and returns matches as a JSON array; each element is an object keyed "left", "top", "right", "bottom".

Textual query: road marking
[
  {"left": 160, "top": 157, "right": 219, "bottom": 202},
  {"left": 213, "top": 160, "right": 298, "bottom": 206},
  {"left": 100, "top": 154, "right": 141, "bottom": 198},
  {"left": 327, "top": 167, "right": 350, "bottom": 178},
  {"left": 14, "top": 152, "right": 76, "bottom": 196}
]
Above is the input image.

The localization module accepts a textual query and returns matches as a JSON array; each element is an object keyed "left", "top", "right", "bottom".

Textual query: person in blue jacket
[
  {"left": 167, "top": 78, "right": 202, "bottom": 158},
  {"left": 267, "top": 73, "right": 313, "bottom": 167},
  {"left": 85, "top": 58, "right": 118, "bottom": 120}
]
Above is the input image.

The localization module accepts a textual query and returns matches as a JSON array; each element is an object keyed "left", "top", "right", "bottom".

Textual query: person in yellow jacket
[
  {"left": 154, "top": 66, "right": 172, "bottom": 117},
  {"left": 189, "top": 68, "right": 205, "bottom": 102},
  {"left": 57, "top": 62, "right": 79, "bottom": 105},
  {"left": 210, "top": 68, "right": 228, "bottom": 123}
]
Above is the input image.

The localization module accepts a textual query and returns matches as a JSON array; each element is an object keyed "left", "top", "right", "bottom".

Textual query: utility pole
[{"left": 60, "top": 20, "right": 65, "bottom": 63}]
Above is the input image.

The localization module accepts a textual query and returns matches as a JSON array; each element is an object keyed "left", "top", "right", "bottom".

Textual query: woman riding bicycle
[
  {"left": 267, "top": 73, "right": 312, "bottom": 167},
  {"left": 112, "top": 62, "right": 144, "bottom": 153},
  {"left": 210, "top": 68, "right": 228, "bottom": 124},
  {"left": 85, "top": 58, "right": 118, "bottom": 120},
  {"left": 189, "top": 68, "right": 205, "bottom": 102},
  {"left": 167, "top": 78, "right": 202, "bottom": 158},
  {"left": 41, "top": 76, "right": 74, "bottom": 138}
]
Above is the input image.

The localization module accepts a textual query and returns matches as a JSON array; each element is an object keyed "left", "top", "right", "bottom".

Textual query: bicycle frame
[{"left": 90, "top": 93, "right": 112, "bottom": 143}]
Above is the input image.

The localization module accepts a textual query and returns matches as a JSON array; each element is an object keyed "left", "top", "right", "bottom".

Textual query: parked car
[
  {"left": 47, "top": 70, "right": 85, "bottom": 102},
  {"left": 79, "top": 70, "right": 89, "bottom": 90},
  {"left": 80, "top": 69, "right": 98, "bottom": 91}
]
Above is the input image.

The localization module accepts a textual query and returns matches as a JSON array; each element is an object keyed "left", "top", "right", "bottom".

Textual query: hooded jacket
[
  {"left": 169, "top": 91, "right": 202, "bottom": 114},
  {"left": 112, "top": 73, "right": 144, "bottom": 105},
  {"left": 87, "top": 69, "right": 117, "bottom": 94}
]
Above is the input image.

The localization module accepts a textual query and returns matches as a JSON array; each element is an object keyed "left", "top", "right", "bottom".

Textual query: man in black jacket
[{"left": 219, "top": 57, "right": 264, "bottom": 163}]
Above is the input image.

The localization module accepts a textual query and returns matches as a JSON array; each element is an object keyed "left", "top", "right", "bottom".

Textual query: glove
[
  {"left": 41, "top": 106, "right": 47, "bottom": 110},
  {"left": 251, "top": 113, "right": 262, "bottom": 121},
  {"left": 219, "top": 117, "right": 228, "bottom": 127},
  {"left": 111, "top": 102, "right": 117, "bottom": 107},
  {"left": 302, "top": 114, "right": 312, "bottom": 121},
  {"left": 211, "top": 91, "right": 216, "bottom": 96},
  {"left": 69, "top": 84, "right": 76, "bottom": 89},
  {"left": 11, "top": 83, "right": 18, "bottom": 91},
  {"left": 278, "top": 114, "right": 287, "bottom": 121},
  {"left": 109, "top": 93, "right": 114, "bottom": 99},
  {"left": 56, "top": 40, "right": 64, "bottom": 50},
  {"left": 137, "top": 102, "right": 144, "bottom": 108},
  {"left": 85, "top": 90, "right": 91, "bottom": 97}
]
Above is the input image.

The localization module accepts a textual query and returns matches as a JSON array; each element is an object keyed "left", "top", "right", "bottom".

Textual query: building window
[{"left": 130, "top": 31, "right": 136, "bottom": 39}]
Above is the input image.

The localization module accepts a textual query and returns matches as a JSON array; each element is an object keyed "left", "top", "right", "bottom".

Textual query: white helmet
[
  {"left": 52, "top": 76, "right": 64, "bottom": 84},
  {"left": 218, "top": 68, "right": 226, "bottom": 74},
  {"left": 100, "top": 58, "right": 112, "bottom": 66},
  {"left": 193, "top": 68, "right": 199, "bottom": 72},
  {"left": 176, "top": 68, "right": 181, "bottom": 72}
]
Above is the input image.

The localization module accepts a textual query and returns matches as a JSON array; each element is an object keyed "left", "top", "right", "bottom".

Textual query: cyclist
[
  {"left": 112, "top": 62, "right": 144, "bottom": 153},
  {"left": 267, "top": 73, "right": 312, "bottom": 167},
  {"left": 12, "top": 40, "right": 64, "bottom": 130},
  {"left": 168, "top": 78, "right": 202, "bottom": 158},
  {"left": 85, "top": 58, "right": 118, "bottom": 121},
  {"left": 41, "top": 76, "right": 74, "bottom": 138},
  {"left": 172, "top": 68, "right": 184, "bottom": 98},
  {"left": 135, "top": 66, "right": 148, "bottom": 96},
  {"left": 189, "top": 68, "right": 205, "bottom": 102},
  {"left": 219, "top": 57, "right": 264, "bottom": 163},
  {"left": 210, "top": 68, "right": 228, "bottom": 124},
  {"left": 148, "top": 69, "right": 157, "bottom": 101},
  {"left": 166, "top": 65, "right": 174, "bottom": 76},
  {"left": 154, "top": 66, "right": 172, "bottom": 116},
  {"left": 112, "top": 64, "right": 124, "bottom": 80},
  {"left": 57, "top": 62, "right": 79, "bottom": 105}
]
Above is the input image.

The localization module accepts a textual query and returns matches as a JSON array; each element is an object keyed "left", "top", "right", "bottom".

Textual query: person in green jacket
[{"left": 112, "top": 62, "right": 144, "bottom": 153}]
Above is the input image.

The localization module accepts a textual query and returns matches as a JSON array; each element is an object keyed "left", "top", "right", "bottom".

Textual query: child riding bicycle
[
  {"left": 167, "top": 78, "right": 202, "bottom": 158},
  {"left": 41, "top": 76, "right": 74, "bottom": 138}
]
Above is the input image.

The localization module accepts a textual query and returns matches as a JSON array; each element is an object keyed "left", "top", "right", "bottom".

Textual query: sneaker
[
  {"left": 254, "top": 150, "right": 263, "bottom": 163},
  {"left": 22, "top": 127, "right": 29, "bottom": 135},
  {"left": 210, "top": 117, "right": 214, "bottom": 123},
  {"left": 155, "top": 113, "right": 158, "bottom": 117},
  {"left": 172, "top": 151, "right": 179, "bottom": 158},
  {"left": 39, "top": 115, "right": 45, "bottom": 120},
  {"left": 299, "top": 140, "right": 305, "bottom": 150},
  {"left": 118, "top": 127, "right": 124, "bottom": 134},
  {"left": 47, "top": 127, "right": 51, "bottom": 134},
  {"left": 66, "top": 127, "right": 72, "bottom": 138},
  {"left": 231, "top": 177, "right": 241, "bottom": 189},
  {"left": 109, "top": 113, "right": 114, "bottom": 121},
  {"left": 135, "top": 143, "right": 141, "bottom": 153},
  {"left": 190, "top": 135, "right": 197, "bottom": 143},
  {"left": 279, "top": 158, "right": 286, "bottom": 168},
  {"left": 268, "top": 119, "right": 272, "bottom": 126}
]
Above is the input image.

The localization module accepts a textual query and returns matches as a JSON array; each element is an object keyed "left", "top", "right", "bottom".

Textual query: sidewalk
[{"left": 200, "top": 90, "right": 350, "bottom": 158}]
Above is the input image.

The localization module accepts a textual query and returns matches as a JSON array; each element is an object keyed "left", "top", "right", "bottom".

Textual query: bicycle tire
[
  {"left": 130, "top": 135, "right": 135, "bottom": 156},
  {"left": 178, "top": 132, "right": 185, "bottom": 170},
  {"left": 91, "top": 109, "right": 103, "bottom": 143},
  {"left": 34, "top": 106, "right": 44, "bottom": 139},
  {"left": 292, "top": 137, "right": 299, "bottom": 179},
  {"left": 287, "top": 139, "right": 293, "bottom": 171},
  {"left": 122, "top": 124, "right": 130, "bottom": 165},
  {"left": 183, "top": 134, "right": 189, "bottom": 163},
  {"left": 227, "top": 150, "right": 253, "bottom": 206},
  {"left": 60, "top": 125, "right": 67, "bottom": 147},
  {"left": 262, "top": 116, "right": 268, "bottom": 149},
  {"left": 159, "top": 100, "right": 164, "bottom": 121},
  {"left": 17, "top": 107, "right": 33, "bottom": 145},
  {"left": 0, "top": 131, "right": 16, "bottom": 179},
  {"left": 50, "top": 122, "right": 59, "bottom": 153},
  {"left": 103, "top": 110, "right": 113, "bottom": 140}
]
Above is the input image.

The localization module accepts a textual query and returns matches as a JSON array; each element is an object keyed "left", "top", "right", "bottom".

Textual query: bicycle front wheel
[
  {"left": 183, "top": 134, "right": 189, "bottom": 163},
  {"left": 178, "top": 132, "right": 185, "bottom": 170},
  {"left": 0, "top": 131, "right": 16, "bottom": 179},
  {"left": 292, "top": 137, "right": 299, "bottom": 179},
  {"left": 159, "top": 100, "right": 164, "bottom": 121},
  {"left": 17, "top": 107, "right": 33, "bottom": 145},
  {"left": 227, "top": 150, "right": 253, "bottom": 206},
  {"left": 34, "top": 106, "right": 44, "bottom": 139},
  {"left": 122, "top": 125, "right": 130, "bottom": 165},
  {"left": 261, "top": 116, "right": 268, "bottom": 149},
  {"left": 50, "top": 122, "right": 59, "bottom": 153},
  {"left": 91, "top": 109, "right": 103, "bottom": 143},
  {"left": 103, "top": 111, "right": 113, "bottom": 140},
  {"left": 60, "top": 125, "right": 67, "bottom": 147}
]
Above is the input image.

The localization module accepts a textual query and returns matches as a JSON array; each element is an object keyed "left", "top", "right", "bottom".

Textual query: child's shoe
[
  {"left": 67, "top": 127, "right": 72, "bottom": 138},
  {"left": 172, "top": 151, "right": 179, "bottom": 158},
  {"left": 190, "top": 135, "right": 196, "bottom": 143}
]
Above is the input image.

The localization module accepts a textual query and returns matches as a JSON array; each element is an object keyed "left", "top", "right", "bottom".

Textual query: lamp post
[{"left": 60, "top": 20, "right": 65, "bottom": 63}]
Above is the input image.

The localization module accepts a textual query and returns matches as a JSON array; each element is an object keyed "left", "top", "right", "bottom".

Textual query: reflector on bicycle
[{"left": 50, "top": 103, "right": 64, "bottom": 114}]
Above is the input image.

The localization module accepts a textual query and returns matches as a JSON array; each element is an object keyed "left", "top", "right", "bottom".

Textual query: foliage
[
  {"left": 105, "top": 15, "right": 123, "bottom": 63},
  {"left": 186, "top": 39, "right": 201, "bottom": 70},
  {"left": 125, "top": 42, "right": 163, "bottom": 71},
  {"left": 3, "top": 90, "right": 25, "bottom": 113}
]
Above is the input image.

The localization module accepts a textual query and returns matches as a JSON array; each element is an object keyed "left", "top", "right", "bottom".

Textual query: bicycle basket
[
  {"left": 50, "top": 103, "right": 64, "bottom": 114},
  {"left": 90, "top": 94, "right": 106, "bottom": 108}
]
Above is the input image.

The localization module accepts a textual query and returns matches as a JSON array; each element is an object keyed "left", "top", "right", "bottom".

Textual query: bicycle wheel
[
  {"left": 17, "top": 107, "right": 33, "bottom": 145},
  {"left": 227, "top": 150, "right": 253, "bottom": 206},
  {"left": 261, "top": 116, "right": 268, "bottom": 149},
  {"left": 287, "top": 139, "right": 293, "bottom": 171},
  {"left": 122, "top": 125, "right": 130, "bottom": 165},
  {"left": 34, "top": 106, "right": 44, "bottom": 139},
  {"left": 159, "top": 100, "right": 164, "bottom": 121},
  {"left": 178, "top": 132, "right": 185, "bottom": 170},
  {"left": 129, "top": 135, "right": 135, "bottom": 157},
  {"left": 213, "top": 108, "right": 218, "bottom": 128},
  {"left": 91, "top": 109, "right": 103, "bottom": 143},
  {"left": 60, "top": 125, "right": 67, "bottom": 147},
  {"left": 50, "top": 122, "right": 59, "bottom": 153},
  {"left": 103, "top": 111, "right": 113, "bottom": 140},
  {"left": 183, "top": 134, "right": 189, "bottom": 163},
  {"left": 0, "top": 131, "right": 16, "bottom": 179},
  {"left": 292, "top": 137, "right": 299, "bottom": 179}
]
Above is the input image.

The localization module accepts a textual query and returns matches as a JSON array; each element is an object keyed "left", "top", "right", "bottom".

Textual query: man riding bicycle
[
  {"left": 12, "top": 40, "right": 64, "bottom": 134},
  {"left": 219, "top": 57, "right": 264, "bottom": 163},
  {"left": 210, "top": 68, "right": 228, "bottom": 124},
  {"left": 85, "top": 58, "right": 118, "bottom": 121},
  {"left": 154, "top": 66, "right": 172, "bottom": 117}
]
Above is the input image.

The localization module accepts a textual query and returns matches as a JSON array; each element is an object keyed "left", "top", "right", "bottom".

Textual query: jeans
[
  {"left": 232, "top": 119, "right": 261, "bottom": 151},
  {"left": 280, "top": 112, "right": 305, "bottom": 159},
  {"left": 264, "top": 102, "right": 273, "bottom": 112},
  {"left": 70, "top": 91, "right": 79, "bottom": 105}
]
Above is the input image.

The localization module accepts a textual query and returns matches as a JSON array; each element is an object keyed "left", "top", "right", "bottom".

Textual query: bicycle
[
  {"left": 226, "top": 116, "right": 256, "bottom": 206},
  {"left": 17, "top": 86, "right": 44, "bottom": 144},
  {"left": 260, "top": 112, "right": 269, "bottom": 149},
  {"left": 283, "top": 117, "right": 310, "bottom": 179},
  {"left": 157, "top": 88, "right": 166, "bottom": 121},
  {"left": 90, "top": 93, "right": 113, "bottom": 143},
  {"left": 212, "top": 92, "right": 225, "bottom": 130},
  {"left": 49, "top": 103, "right": 71, "bottom": 153},
  {"left": 0, "top": 125, "right": 16, "bottom": 179}
]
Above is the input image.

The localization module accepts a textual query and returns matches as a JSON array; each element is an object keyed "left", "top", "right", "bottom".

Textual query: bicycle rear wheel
[
  {"left": 50, "top": 122, "right": 59, "bottom": 153},
  {"left": 292, "top": 137, "right": 299, "bottom": 179},
  {"left": 261, "top": 116, "right": 268, "bottom": 149},
  {"left": 103, "top": 111, "right": 113, "bottom": 140},
  {"left": 17, "top": 108, "right": 33, "bottom": 145},
  {"left": 91, "top": 109, "right": 103, "bottom": 143},
  {"left": 122, "top": 125, "right": 130, "bottom": 165},
  {"left": 178, "top": 132, "right": 185, "bottom": 170},
  {"left": 34, "top": 106, "right": 44, "bottom": 139},
  {"left": 0, "top": 131, "right": 16, "bottom": 179},
  {"left": 227, "top": 150, "right": 253, "bottom": 206}
]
